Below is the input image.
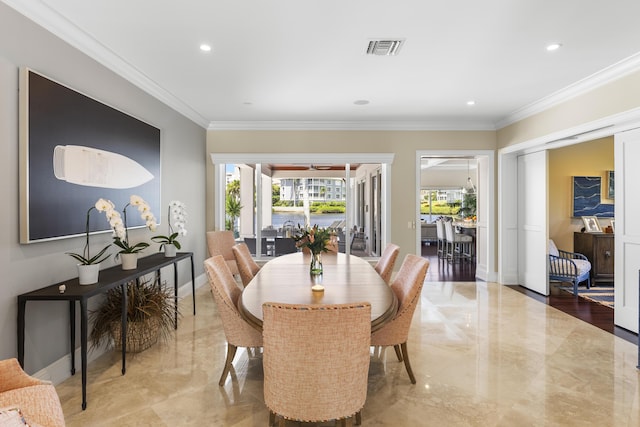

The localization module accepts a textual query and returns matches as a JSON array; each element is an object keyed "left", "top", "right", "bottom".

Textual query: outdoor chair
[
  {"left": 548, "top": 239, "right": 591, "bottom": 295},
  {"left": 274, "top": 237, "right": 298, "bottom": 256},
  {"left": 371, "top": 254, "right": 429, "bottom": 384},
  {"left": 263, "top": 301, "right": 371, "bottom": 426},
  {"left": 204, "top": 256, "right": 263, "bottom": 386}
]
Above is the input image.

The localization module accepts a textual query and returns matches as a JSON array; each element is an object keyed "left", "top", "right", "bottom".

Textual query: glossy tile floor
[{"left": 57, "top": 281, "right": 640, "bottom": 426}]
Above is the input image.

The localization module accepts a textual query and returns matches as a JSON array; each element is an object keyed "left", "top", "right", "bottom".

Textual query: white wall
[{"left": 0, "top": 3, "right": 207, "bottom": 374}]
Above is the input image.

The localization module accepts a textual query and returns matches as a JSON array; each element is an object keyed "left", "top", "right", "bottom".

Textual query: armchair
[
  {"left": 548, "top": 239, "right": 591, "bottom": 295},
  {"left": 0, "top": 358, "right": 65, "bottom": 427}
]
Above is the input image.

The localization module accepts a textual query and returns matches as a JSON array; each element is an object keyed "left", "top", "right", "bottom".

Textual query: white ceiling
[{"left": 6, "top": 0, "right": 640, "bottom": 130}]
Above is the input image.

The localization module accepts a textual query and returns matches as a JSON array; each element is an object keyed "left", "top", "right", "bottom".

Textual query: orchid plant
[
  {"left": 151, "top": 200, "right": 187, "bottom": 250},
  {"left": 112, "top": 195, "right": 158, "bottom": 255},
  {"left": 66, "top": 199, "right": 117, "bottom": 265}
]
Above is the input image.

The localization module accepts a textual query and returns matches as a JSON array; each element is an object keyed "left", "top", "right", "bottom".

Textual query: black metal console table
[{"left": 17, "top": 251, "right": 195, "bottom": 410}]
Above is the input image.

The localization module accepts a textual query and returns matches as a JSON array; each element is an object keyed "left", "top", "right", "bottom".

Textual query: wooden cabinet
[{"left": 573, "top": 232, "right": 614, "bottom": 284}]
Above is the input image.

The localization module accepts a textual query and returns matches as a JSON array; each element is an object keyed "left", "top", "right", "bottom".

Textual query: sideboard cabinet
[{"left": 573, "top": 232, "right": 614, "bottom": 284}]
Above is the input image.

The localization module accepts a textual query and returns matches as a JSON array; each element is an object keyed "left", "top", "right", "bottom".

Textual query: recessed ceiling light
[
  {"left": 354, "top": 100, "right": 370, "bottom": 105},
  {"left": 546, "top": 43, "right": 562, "bottom": 51},
  {"left": 200, "top": 44, "right": 212, "bottom": 52},
  {"left": 467, "top": 100, "right": 476, "bottom": 106}
]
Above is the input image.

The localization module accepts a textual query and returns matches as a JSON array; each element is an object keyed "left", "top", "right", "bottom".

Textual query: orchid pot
[{"left": 78, "top": 263, "right": 100, "bottom": 285}]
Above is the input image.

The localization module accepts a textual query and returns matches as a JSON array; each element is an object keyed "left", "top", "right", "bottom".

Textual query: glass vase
[{"left": 310, "top": 251, "right": 323, "bottom": 275}]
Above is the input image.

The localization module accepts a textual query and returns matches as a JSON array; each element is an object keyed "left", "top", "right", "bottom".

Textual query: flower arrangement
[
  {"left": 66, "top": 199, "right": 116, "bottom": 265},
  {"left": 112, "top": 195, "right": 158, "bottom": 255},
  {"left": 292, "top": 224, "right": 333, "bottom": 255},
  {"left": 152, "top": 200, "right": 187, "bottom": 250}
]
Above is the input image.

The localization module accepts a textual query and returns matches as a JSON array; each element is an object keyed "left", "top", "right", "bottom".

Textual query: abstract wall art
[{"left": 572, "top": 176, "right": 614, "bottom": 218}]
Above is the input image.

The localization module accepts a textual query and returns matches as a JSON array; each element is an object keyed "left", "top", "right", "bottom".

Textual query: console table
[{"left": 17, "top": 252, "right": 195, "bottom": 410}]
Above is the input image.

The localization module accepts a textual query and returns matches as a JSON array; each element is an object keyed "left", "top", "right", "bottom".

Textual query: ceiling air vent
[{"left": 366, "top": 39, "right": 405, "bottom": 56}]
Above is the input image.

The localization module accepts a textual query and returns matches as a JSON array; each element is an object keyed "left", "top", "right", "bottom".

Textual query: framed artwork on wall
[
  {"left": 607, "top": 170, "right": 615, "bottom": 199},
  {"left": 19, "top": 68, "right": 161, "bottom": 243},
  {"left": 572, "top": 176, "right": 614, "bottom": 218}
]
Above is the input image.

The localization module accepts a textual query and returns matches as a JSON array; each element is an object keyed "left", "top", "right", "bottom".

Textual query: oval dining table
[{"left": 238, "top": 252, "right": 398, "bottom": 332}]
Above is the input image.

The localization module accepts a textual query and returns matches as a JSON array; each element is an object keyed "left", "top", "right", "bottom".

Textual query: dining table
[{"left": 238, "top": 252, "right": 398, "bottom": 332}]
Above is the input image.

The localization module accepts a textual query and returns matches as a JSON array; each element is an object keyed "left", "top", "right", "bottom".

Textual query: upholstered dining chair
[
  {"left": 204, "top": 255, "right": 263, "bottom": 386},
  {"left": 371, "top": 254, "right": 429, "bottom": 384},
  {"left": 262, "top": 302, "right": 372, "bottom": 427},
  {"left": 374, "top": 243, "right": 400, "bottom": 284},
  {"left": 206, "top": 231, "right": 239, "bottom": 276},
  {"left": 232, "top": 243, "right": 261, "bottom": 287}
]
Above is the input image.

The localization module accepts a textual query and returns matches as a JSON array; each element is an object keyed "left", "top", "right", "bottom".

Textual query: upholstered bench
[{"left": 0, "top": 358, "right": 65, "bottom": 427}]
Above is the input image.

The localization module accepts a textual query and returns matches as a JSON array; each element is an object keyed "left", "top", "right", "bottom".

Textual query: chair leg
[
  {"left": 355, "top": 411, "right": 362, "bottom": 425},
  {"left": 393, "top": 344, "right": 403, "bottom": 362},
  {"left": 572, "top": 279, "right": 578, "bottom": 296},
  {"left": 400, "top": 342, "right": 416, "bottom": 384},
  {"left": 268, "top": 411, "right": 275, "bottom": 426},
  {"left": 218, "top": 343, "right": 238, "bottom": 386}
]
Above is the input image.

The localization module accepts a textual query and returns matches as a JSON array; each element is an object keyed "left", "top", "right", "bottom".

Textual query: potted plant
[
  {"left": 112, "top": 195, "right": 157, "bottom": 270},
  {"left": 152, "top": 200, "right": 187, "bottom": 257},
  {"left": 66, "top": 199, "right": 116, "bottom": 285},
  {"left": 89, "top": 275, "right": 177, "bottom": 353}
]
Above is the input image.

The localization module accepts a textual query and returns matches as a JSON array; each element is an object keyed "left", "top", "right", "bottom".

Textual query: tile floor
[{"left": 57, "top": 280, "right": 640, "bottom": 426}]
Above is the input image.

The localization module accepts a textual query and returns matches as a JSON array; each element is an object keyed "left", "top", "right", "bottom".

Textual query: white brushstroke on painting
[{"left": 53, "top": 145, "right": 153, "bottom": 189}]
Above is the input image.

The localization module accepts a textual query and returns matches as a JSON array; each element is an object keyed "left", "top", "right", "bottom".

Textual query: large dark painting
[
  {"left": 572, "top": 176, "right": 614, "bottom": 218},
  {"left": 19, "top": 68, "right": 161, "bottom": 243}
]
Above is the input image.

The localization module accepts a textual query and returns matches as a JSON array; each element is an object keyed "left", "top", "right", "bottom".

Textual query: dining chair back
[
  {"left": 204, "top": 255, "right": 263, "bottom": 386},
  {"left": 374, "top": 243, "right": 400, "bottom": 284},
  {"left": 206, "top": 231, "right": 239, "bottom": 276},
  {"left": 232, "top": 243, "right": 261, "bottom": 287},
  {"left": 262, "top": 301, "right": 371, "bottom": 426},
  {"left": 371, "top": 254, "right": 429, "bottom": 384}
]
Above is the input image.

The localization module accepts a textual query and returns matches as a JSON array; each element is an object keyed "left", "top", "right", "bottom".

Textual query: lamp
[{"left": 464, "top": 160, "right": 476, "bottom": 194}]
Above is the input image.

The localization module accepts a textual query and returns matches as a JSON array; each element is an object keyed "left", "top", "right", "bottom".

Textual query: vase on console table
[{"left": 120, "top": 253, "right": 138, "bottom": 270}]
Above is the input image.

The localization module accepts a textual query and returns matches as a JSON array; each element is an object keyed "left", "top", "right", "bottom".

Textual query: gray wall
[{"left": 0, "top": 3, "right": 207, "bottom": 373}]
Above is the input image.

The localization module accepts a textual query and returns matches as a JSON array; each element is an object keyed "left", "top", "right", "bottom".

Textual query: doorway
[{"left": 416, "top": 150, "right": 495, "bottom": 282}]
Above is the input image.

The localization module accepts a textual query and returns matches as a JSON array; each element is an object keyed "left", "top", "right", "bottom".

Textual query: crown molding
[
  {"left": 207, "top": 120, "right": 496, "bottom": 131},
  {"left": 7, "top": 0, "right": 640, "bottom": 133},
  {"left": 2, "top": 0, "right": 210, "bottom": 128},
  {"left": 496, "top": 52, "right": 640, "bottom": 129}
]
